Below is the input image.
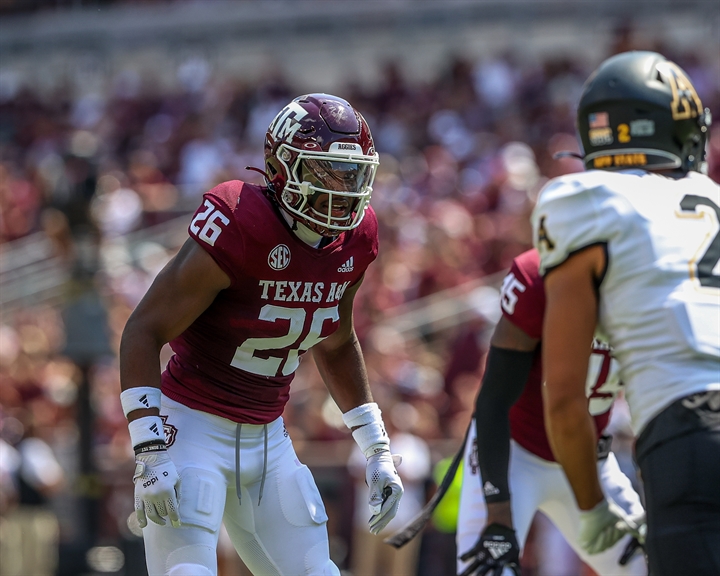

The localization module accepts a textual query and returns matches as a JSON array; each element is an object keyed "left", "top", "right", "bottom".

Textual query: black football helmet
[
  {"left": 576, "top": 51, "right": 711, "bottom": 173},
  {"left": 264, "top": 93, "right": 379, "bottom": 237}
]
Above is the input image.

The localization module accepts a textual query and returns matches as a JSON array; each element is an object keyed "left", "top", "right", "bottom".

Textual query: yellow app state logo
[{"left": 657, "top": 61, "right": 704, "bottom": 121}]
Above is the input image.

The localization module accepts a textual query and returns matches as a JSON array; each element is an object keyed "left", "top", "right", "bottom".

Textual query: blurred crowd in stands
[
  {"left": 0, "top": 0, "right": 166, "bottom": 15},
  {"left": 0, "top": 23, "right": 718, "bottom": 574}
]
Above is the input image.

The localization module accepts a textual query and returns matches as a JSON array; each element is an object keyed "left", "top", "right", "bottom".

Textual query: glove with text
[
  {"left": 579, "top": 498, "right": 645, "bottom": 555},
  {"left": 459, "top": 523, "right": 521, "bottom": 576},
  {"left": 133, "top": 451, "right": 181, "bottom": 528},
  {"left": 366, "top": 451, "right": 404, "bottom": 535}
]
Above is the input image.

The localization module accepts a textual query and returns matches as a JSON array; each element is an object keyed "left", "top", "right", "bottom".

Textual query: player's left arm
[
  {"left": 543, "top": 244, "right": 644, "bottom": 554},
  {"left": 542, "top": 245, "right": 606, "bottom": 511},
  {"left": 312, "top": 275, "right": 373, "bottom": 411},
  {"left": 313, "top": 275, "right": 404, "bottom": 535}
]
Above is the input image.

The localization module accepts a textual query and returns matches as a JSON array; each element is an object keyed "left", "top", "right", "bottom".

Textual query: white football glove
[
  {"left": 579, "top": 498, "right": 646, "bottom": 555},
  {"left": 133, "top": 451, "right": 181, "bottom": 528},
  {"left": 366, "top": 451, "right": 404, "bottom": 535}
]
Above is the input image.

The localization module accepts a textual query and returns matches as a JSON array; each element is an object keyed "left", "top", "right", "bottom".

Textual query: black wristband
[
  {"left": 483, "top": 522, "right": 518, "bottom": 541},
  {"left": 475, "top": 346, "right": 535, "bottom": 504},
  {"left": 134, "top": 439, "right": 167, "bottom": 456}
]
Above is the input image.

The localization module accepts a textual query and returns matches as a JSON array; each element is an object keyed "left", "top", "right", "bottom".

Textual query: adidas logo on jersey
[
  {"left": 338, "top": 257, "right": 354, "bottom": 272},
  {"left": 483, "top": 481, "right": 500, "bottom": 496}
]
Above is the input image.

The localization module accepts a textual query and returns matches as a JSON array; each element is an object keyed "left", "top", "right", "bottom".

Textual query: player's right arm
[
  {"left": 119, "top": 237, "right": 230, "bottom": 528},
  {"left": 459, "top": 260, "right": 539, "bottom": 576},
  {"left": 476, "top": 317, "right": 538, "bottom": 526},
  {"left": 120, "top": 238, "right": 230, "bottom": 401}
]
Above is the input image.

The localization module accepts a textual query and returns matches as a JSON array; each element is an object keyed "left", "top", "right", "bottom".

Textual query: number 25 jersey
[
  {"left": 532, "top": 169, "right": 720, "bottom": 436},
  {"left": 161, "top": 180, "right": 378, "bottom": 424}
]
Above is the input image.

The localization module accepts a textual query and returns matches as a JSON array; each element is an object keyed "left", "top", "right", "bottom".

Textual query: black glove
[
  {"left": 459, "top": 523, "right": 521, "bottom": 576},
  {"left": 619, "top": 536, "right": 648, "bottom": 570}
]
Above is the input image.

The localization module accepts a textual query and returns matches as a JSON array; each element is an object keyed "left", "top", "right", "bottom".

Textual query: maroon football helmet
[{"left": 264, "top": 93, "right": 379, "bottom": 236}]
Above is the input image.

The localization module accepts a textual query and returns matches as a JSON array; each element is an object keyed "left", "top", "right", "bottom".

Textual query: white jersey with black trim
[{"left": 532, "top": 169, "right": 720, "bottom": 436}]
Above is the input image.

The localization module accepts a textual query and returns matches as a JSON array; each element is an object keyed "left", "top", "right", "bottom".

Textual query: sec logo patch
[{"left": 268, "top": 244, "right": 291, "bottom": 270}]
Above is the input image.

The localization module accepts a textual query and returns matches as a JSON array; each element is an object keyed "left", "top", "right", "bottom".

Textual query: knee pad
[{"left": 168, "top": 564, "right": 213, "bottom": 576}]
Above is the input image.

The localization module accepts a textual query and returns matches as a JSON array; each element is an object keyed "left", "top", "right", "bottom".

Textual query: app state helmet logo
[{"left": 657, "top": 61, "right": 703, "bottom": 121}]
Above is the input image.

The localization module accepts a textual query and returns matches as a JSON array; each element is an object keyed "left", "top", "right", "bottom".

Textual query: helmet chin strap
[
  {"left": 245, "top": 165, "right": 272, "bottom": 183},
  {"left": 279, "top": 208, "right": 323, "bottom": 248}
]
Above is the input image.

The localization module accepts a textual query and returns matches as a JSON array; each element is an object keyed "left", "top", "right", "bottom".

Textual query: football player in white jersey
[{"left": 532, "top": 51, "right": 720, "bottom": 576}]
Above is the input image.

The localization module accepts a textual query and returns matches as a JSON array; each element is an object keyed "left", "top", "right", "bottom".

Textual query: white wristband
[
  {"left": 342, "top": 403, "right": 390, "bottom": 458},
  {"left": 120, "top": 387, "right": 162, "bottom": 418},
  {"left": 128, "top": 415, "right": 165, "bottom": 449},
  {"left": 342, "top": 402, "right": 382, "bottom": 428}
]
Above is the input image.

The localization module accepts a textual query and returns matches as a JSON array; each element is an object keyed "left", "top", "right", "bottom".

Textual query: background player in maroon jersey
[
  {"left": 118, "top": 94, "right": 403, "bottom": 576},
  {"left": 456, "top": 249, "right": 647, "bottom": 576}
]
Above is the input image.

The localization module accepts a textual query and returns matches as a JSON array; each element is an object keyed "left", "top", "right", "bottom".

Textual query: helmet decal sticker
[
  {"left": 588, "top": 112, "right": 609, "bottom": 128},
  {"left": 630, "top": 119, "right": 655, "bottom": 137},
  {"left": 617, "top": 124, "right": 631, "bottom": 144},
  {"left": 588, "top": 112, "right": 613, "bottom": 146},
  {"left": 657, "top": 61, "right": 704, "bottom": 121},
  {"left": 270, "top": 102, "right": 308, "bottom": 141},
  {"left": 589, "top": 128, "right": 614, "bottom": 146},
  {"left": 592, "top": 152, "right": 648, "bottom": 169}
]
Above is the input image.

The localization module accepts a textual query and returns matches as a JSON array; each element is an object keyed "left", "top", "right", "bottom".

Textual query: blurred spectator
[
  {"left": 90, "top": 173, "right": 143, "bottom": 238},
  {"left": 0, "top": 407, "right": 65, "bottom": 576}
]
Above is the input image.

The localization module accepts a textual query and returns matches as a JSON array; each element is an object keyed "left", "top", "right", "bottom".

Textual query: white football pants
[
  {"left": 456, "top": 419, "right": 647, "bottom": 575},
  {"left": 142, "top": 395, "right": 339, "bottom": 576}
]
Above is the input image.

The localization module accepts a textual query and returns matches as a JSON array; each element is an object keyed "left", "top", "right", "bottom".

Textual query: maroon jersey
[
  {"left": 161, "top": 181, "right": 378, "bottom": 424},
  {"left": 501, "top": 249, "right": 620, "bottom": 462}
]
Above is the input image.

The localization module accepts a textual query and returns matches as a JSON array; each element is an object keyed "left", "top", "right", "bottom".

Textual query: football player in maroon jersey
[
  {"left": 119, "top": 94, "right": 403, "bottom": 576},
  {"left": 456, "top": 249, "right": 647, "bottom": 576}
]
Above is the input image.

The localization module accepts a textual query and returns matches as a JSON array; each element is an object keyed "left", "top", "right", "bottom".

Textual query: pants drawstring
[
  {"left": 235, "top": 422, "right": 269, "bottom": 507},
  {"left": 258, "top": 424, "right": 268, "bottom": 506}
]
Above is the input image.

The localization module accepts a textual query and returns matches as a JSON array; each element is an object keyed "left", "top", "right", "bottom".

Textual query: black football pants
[{"left": 635, "top": 391, "right": 720, "bottom": 576}]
